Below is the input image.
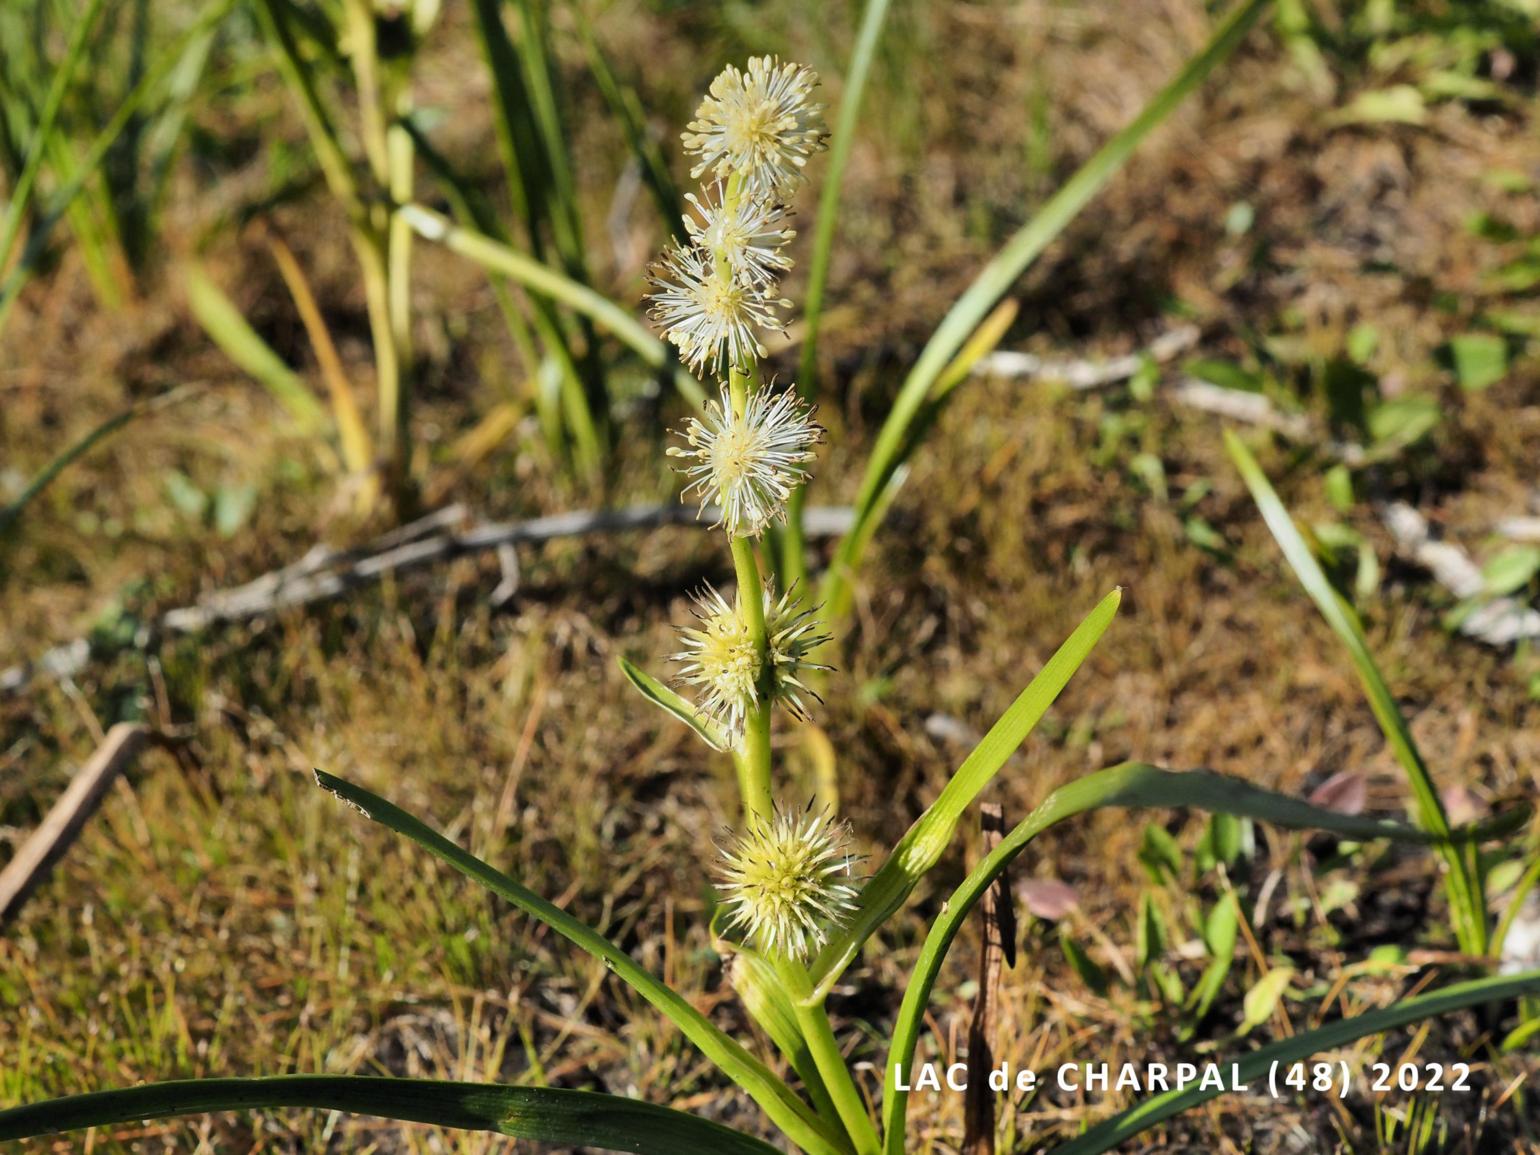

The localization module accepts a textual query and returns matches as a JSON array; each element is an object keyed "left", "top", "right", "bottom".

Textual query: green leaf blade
[
  {"left": 311, "top": 772, "right": 846, "bottom": 1155},
  {"left": 0, "top": 1076, "right": 783, "bottom": 1154},
  {"left": 1050, "top": 970, "right": 1540, "bottom": 1154},
  {"left": 879, "top": 761, "right": 1527, "bottom": 1152},
  {"left": 807, "top": 588, "right": 1121, "bottom": 1001}
]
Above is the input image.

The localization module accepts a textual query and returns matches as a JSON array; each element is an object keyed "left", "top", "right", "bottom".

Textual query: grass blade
[
  {"left": 312, "top": 771, "right": 848, "bottom": 1155},
  {"left": 1224, "top": 430, "right": 1486, "bottom": 955},
  {"left": 579, "top": 24, "right": 686, "bottom": 242},
  {"left": 1050, "top": 969, "right": 1540, "bottom": 1154},
  {"left": 805, "top": 588, "right": 1121, "bottom": 1001},
  {"left": 818, "top": 0, "right": 1271, "bottom": 620},
  {"left": 267, "top": 233, "right": 373, "bottom": 475},
  {"left": 0, "top": 0, "right": 109, "bottom": 283},
  {"left": 0, "top": 0, "right": 238, "bottom": 332},
  {"left": 797, "top": 0, "right": 895, "bottom": 399},
  {"left": 882, "top": 761, "right": 1531, "bottom": 1150},
  {"left": 184, "top": 261, "right": 327, "bottom": 430},
  {"left": 0, "top": 1076, "right": 782, "bottom": 1153},
  {"left": 0, "top": 385, "right": 202, "bottom": 537},
  {"left": 401, "top": 204, "right": 706, "bottom": 409}
]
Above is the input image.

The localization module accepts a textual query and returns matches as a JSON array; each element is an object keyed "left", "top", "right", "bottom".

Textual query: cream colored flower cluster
[{"left": 644, "top": 60, "right": 856, "bottom": 960}]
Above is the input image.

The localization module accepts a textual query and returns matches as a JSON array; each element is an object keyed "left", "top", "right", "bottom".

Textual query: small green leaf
[
  {"left": 164, "top": 470, "right": 209, "bottom": 519},
  {"left": 1203, "top": 893, "right": 1240, "bottom": 957},
  {"left": 1136, "top": 892, "right": 1167, "bottom": 970},
  {"left": 1183, "top": 896, "right": 1239, "bottom": 1037},
  {"left": 1481, "top": 546, "right": 1540, "bottom": 596},
  {"left": 1060, "top": 932, "right": 1109, "bottom": 996},
  {"left": 1323, "top": 464, "right": 1354, "bottom": 513},
  {"left": 214, "top": 484, "right": 257, "bottom": 538},
  {"left": 1185, "top": 357, "right": 1263, "bottom": 392},
  {"left": 1500, "top": 1015, "right": 1540, "bottom": 1054},
  {"left": 619, "top": 657, "right": 728, "bottom": 751},
  {"left": 1365, "top": 394, "right": 1440, "bottom": 452},
  {"left": 1331, "top": 85, "right": 1426, "bottom": 126},
  {"left": 1444, "top": 333, "right": 1507, "bottom": 393},
  {"left": 1139, "top": 823, "right": 1183, "bottom": 883},
  {"left": 1239, "top": 967, "right": 1295, "bottom": 1036},
  {"left": 1346, "top": 324, "right": 1379, "bottom": 365}
]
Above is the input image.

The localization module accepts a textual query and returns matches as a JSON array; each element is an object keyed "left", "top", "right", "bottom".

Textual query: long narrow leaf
[
  {"left": 0, "top": 1076, "right": 781, "bottom": 1154},
  {"left": 0, "top": 385, "right": 202, "bottom": 537},
  {"left": 818, "top": 0, "right": 1271, "bottom": 620},
  {"left": 579, "top": 25, "right": 686, "bottom": 242},
  {"left": 0, "top": 0, "right": 238, "bottom": 332},
  {"left": 184, "top": 262, "right": 327, "bottom": 429},
  {"left": 0, "top": 0, "right": 109, "bottom": 280},
  {"left": 882, "top": 761, "right": 1531, "bottom": 1150},
  {"left": 805, "top": 588, "right": 1121, "bottom": 1002},
  {"left": 312, "top": 771, "right": 847, "bottom": 1155},
  {"left": 401, "top": 204, "right": 705, "bottom": 408},
  {"left": 1224, "top": 430, "right": 1485, "bottom": 954},
  {"left": 1050, "top": 969, "right": 1540, "bottom": 1154},
  {"left": 797, "top": 0, "right": 895, "bottom": 398}
]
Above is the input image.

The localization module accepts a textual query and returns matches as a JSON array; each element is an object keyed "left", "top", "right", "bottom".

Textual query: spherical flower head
[
  {"left": 717, "top": 803, "right": 859, "bottom": 959},
  {"left": 672, "top": 583, "right": 831, "bottom": 742},
  {"left": 646, "top": 241, "right": 788, "bottom": 375},
  {"left": 682, "top": 57, "right": 828, "bottom": 200},
  {"left": 684, "top": 185, "right": 796, "bottom": 288},
  {"left": 672, "top": 584, "right": 761, "bottom": 740},
  {"left": 668, "top": 384, "right": 822, "bottom": 538},
  {"left": 763, "top": 583, "right": 830, "bottom": 722}
]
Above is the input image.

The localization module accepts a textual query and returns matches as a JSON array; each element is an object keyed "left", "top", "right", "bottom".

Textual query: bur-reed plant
[{"left": 5, "top": 42, "right": 1538, "bottom": 1155}]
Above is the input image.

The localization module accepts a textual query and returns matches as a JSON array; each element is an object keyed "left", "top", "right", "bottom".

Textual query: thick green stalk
[
  {"left": 775, "top": 958, "right": 880, "bottom": 1155},
  {"left": 732, "top": 533, "right": 773, "bottom": 820}
]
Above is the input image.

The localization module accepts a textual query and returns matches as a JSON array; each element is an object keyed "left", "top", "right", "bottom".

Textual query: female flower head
[
  {"left": 646, "top": 242, "right": 789, "bottom": 375},
  {"left": 668, "top": 384, "right": 821, "bottom": 538},
  {"left": 684, "top": 185, "right": 796, "bottom": 288},
  {"left": 682, "top": 57, "right": 827, "bottom": 200},
  {"left": 717, "top": 802, "right": 859, "bottom": 959},
  {"left": 672, "top": 583, "right": 830, "bottom": 742}
]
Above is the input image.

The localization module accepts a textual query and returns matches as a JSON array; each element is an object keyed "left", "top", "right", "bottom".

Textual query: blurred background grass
[{"left": 3, "top": 0, "right": 1540, "bottom": 1150}]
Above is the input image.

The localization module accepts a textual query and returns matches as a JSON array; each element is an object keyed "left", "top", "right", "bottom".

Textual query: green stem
[
  {"left": 731, "top": 534, "right": 773, "bottom": 820},
  {"left": 774, "top": 958, "right": 880, "bottom": 1155}
]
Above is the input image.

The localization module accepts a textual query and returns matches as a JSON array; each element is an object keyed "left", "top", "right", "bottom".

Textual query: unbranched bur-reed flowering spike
[
  {"left": 717, "top": 803, "right": 859, "bottom": 959},
  {"left": 684, "top": 185, "right": 796, "bottom": 288},
  {"left": 668, "top": 384, "right": 822, "bottom": 538},
  {"left": 683, "top": 57, "right": 828, "bottom": 200},
  {"left": 647, "top": 242, "right": 790, "bottom": 375},
  {"left": 673, "top": 584, "right": 831, "bottom": 742}
]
